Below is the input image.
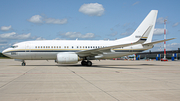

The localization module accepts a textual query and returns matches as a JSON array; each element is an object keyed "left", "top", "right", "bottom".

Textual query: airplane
[{"left": 2, "top": 10, "right": 175, "bottom": 66}]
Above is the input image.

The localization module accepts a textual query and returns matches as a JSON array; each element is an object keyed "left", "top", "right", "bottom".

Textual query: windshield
[{"left": 11, "top": 45, "right": 18, "bottom": 48}]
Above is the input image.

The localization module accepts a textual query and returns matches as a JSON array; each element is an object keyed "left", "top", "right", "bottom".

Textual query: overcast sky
[{"left": 0, "top": 0, "right": 179, "bottom": 52}]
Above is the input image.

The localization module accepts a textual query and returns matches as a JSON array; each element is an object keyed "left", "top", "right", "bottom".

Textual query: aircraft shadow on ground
[
  {"left": 57, "top": 64, "right": 161, "bottom": 69},
  {"left": 10, "top": 64, "right": 161, "bottom": 69}
]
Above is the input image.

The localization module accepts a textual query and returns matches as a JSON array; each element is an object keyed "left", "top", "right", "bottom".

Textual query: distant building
[{"left": 136, "top": 48, "right": 180, "bottom": 60}]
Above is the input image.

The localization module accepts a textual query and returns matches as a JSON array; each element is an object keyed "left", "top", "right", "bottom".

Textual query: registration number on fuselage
[{"left": 11, "top": 52, "right": 17, "bottom": 55}]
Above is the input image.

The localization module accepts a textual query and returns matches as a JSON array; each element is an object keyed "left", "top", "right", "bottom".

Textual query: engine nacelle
[{"left": 57, "top": 53, "right": 79, "bottom": 64}]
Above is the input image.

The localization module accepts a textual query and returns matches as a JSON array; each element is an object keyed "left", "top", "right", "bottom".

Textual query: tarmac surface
[{"left": 0, "top": 59, "right": 180, "bottom": 101}]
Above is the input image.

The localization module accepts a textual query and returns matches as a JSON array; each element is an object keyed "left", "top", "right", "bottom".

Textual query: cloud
[
  {"left": 44, "top": 18, "right": 67, "bottom": 24},
  {"left": 163, "top": 43, "right": 180, "bottom": 51},
  {"left": 154, "top": 28, "right": 165, "bottom": 35},
  {"left": 0, "top": 43, "right": 7, "bottom": 46},
  {"left": 0, "top": 32, "right": 31, "bottom": 40},
  {"left": 60, "top": 32, "right": 95, "bottom": 39},
  {"left": 28, "top": 15, "right": 43, "bottom": 23},
  {"left": 168, "top": 43, "right": 180, "bottom": 46},
  {"left": 53, "top": 38, "right": 66, "bottom": 40},
  {"left": 132, "top": 1, "right": 139, "bottom": 6},
  {"left": 156, "top": 17, "right": 167, "bottom": 24},
  {"left": 121, "top": 28, "right": 134, "bottom": 35},
  {"left": 109, "top": 32, "right": 118, "bottom": 36},
  {"left": 173, "top": 22, "right": 179, "bottom": 27},
  {"left": 151, "top": 42, "right": 179, "bottom": 51},
  {"left": 36, "top": 37, "right": 46, "bottom": 40},
  {"left": 1, "top": 25, "right": 12, "bottom": 31},
  {"left": 121, "top": 28, "right": 166, "bottom": 36},
  {"left": 121, "top": 32, "right": 131, "bottom": 35},
  {"left": 0, "top": 32, "right": 32, "bottom": 52},
  {"left": 79, "top": 3, "right": 105, "bottom": 16},
  {"left": 122, "top": 23, "right": 130, "bottom": 28},
  {"left": 28, "top": 15, "right": 67, "bottom": 24},
  {"left": 0, "top": 40, "right": 8, "bottom": 46}
]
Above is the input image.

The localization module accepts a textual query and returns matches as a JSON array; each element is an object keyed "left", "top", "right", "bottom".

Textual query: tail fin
[{"left": 116, "top": 10, "right": 158, "bottom": 43}]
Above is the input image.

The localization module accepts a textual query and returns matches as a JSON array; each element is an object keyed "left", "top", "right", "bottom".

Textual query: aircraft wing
[
  {"left": 76, "top": 25, "right": 155, "bottom": 57},
  {"left": 77, "top": 38, "right": 175, "bottom": 57},
  {"left": 143, "top": 38, "right": 175, "bottom": 45},
  {"left": 76, "top": 38, "right": 145, "bottom": 57}
]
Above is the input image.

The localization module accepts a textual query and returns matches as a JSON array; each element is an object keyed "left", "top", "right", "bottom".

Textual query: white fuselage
[{"left": 2, "top": 40, "right": 152, "bottom": 60}]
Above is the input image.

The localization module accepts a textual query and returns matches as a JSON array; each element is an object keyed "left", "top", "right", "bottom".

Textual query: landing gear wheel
[
  {"left": 87, "top": 61, "right": 92, "bottom": 66},
  {"left": 81, "top": 61, "right": 87, "bottom": 66},
  {"left": 22, "top": 62, "right": 26, "bottom": 66}
]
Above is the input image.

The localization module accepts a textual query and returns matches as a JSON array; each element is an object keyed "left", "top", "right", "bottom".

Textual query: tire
[
  {"left": 81, "top": 61, "right": 87, "bottom": 66},
  {"left": 87, "top": 61, "right": 92, "bottom": 66},
  {"left": 22, "top": 62, "right": 26, "bottom": 66}
]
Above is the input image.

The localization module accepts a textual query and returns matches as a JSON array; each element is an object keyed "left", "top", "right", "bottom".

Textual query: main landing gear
[{"left": 81, "top": 60, "right": 92, "bottom": 66}]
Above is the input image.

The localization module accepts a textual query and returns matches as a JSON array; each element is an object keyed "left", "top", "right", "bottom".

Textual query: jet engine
[{"left": 56, "top": 52, "right": 79, "bottom": 64}]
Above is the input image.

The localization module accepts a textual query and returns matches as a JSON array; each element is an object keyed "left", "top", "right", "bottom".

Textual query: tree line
[{"left": 0, "top": 53, "right": 8, "bottom": 57}]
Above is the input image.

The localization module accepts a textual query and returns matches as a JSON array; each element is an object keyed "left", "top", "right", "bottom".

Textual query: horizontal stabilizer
[{"left": 143, "top": 38, "right": 175, "bottom": 45}]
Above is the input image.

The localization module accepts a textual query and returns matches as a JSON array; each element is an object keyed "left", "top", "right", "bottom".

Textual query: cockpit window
[{"left": 11, "top": 45, "right": 18, "bottom": 48}]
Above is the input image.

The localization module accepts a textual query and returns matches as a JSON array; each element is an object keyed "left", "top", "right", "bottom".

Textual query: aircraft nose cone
[
  {"left": 2, "top": 49, "right": 9, "bottom": 57},
  {"left": 2, "top": 50, "right": 5, "bottom": 54}
]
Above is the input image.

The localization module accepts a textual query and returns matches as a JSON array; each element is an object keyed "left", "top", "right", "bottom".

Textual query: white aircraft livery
[{"left": 2, "top": 10, "right": 174, "bottom": 66}]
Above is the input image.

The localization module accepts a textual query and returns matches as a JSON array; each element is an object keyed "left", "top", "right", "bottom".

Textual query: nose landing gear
[{"left": 21, "top": 60, "right": 26, "bottom": 66}]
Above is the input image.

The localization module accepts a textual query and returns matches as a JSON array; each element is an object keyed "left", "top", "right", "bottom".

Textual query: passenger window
[
  {"left": 57, "top": 46, "right": 58, "bottom": 48},
  {"left": 67, "top": 46, "right": 69, "bottom": 48},
  {"left": 51, "top": 46, "right": 53, "bottom": 48},
  {"left": 80, "top": 46, "right": 81, "bottom": 48},
  {"left": 77, "top": 46, "right": 78, "bottom": 48},
  {"left": 35, "top": 46, "right": 37, "bottom": 48},
  {"left": 38, "top": 46, "right": 40, "bottom": 48},
  {"left": 41, "top": 46, "right": 42, "bottom": 48},
  {"left": 64, "top": 46, "right": 66, "bottom": 48},
  {"left": 59, "top": 46, "right": 61, "bottom": 48}
]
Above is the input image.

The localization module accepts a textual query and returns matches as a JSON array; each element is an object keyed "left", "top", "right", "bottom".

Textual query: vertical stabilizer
[
  {"left": 131, "top": 10, "right": 158, "bottom": 43},
  {"left": 144, "top": 10, "right": 158, "bottom": 43},
  {"left": 116, "top": 10, "right": 158, "bottom": 43}
]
